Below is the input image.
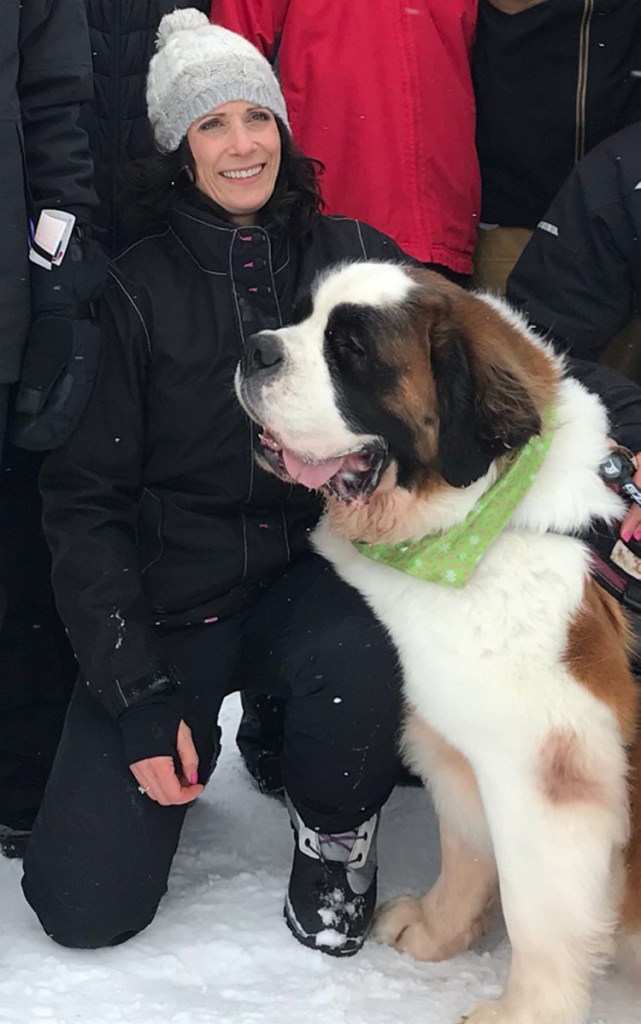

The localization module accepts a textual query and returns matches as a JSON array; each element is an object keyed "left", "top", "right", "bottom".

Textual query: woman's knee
[
  {"left": 289, "top": 610, "right": 400, "bottom": 697},
  {"left": 22, "top": 866, "right": 160, "bottom": 949}
]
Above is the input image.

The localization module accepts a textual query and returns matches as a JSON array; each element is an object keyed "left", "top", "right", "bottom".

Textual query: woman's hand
[
  {"left": 617, "top": 451, "right": 641, "bottom": 543},
  {"left": 129, "top": 720, "right": 204, "bottom": 806}
]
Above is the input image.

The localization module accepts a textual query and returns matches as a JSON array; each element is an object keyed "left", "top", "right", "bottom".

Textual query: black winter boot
[
  {"left": 236, "top": 692, "right": 285, "bottom": 797},
  {"left": 284, "top": 797, "right": 379, "bottom": 957},
  {"left": 0, "top": 821, "right": 32, "bottom": 859}
]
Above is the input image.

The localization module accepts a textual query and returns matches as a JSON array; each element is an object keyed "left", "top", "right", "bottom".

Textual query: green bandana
[{"left": 354, "top": 419, "right": 555, "bottom": 588}]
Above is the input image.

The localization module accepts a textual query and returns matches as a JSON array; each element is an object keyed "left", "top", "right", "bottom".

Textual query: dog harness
[{"left": 354, "top": 418, "right": 555, "bottom": 588}]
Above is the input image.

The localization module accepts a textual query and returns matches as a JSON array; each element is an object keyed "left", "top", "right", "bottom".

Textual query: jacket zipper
[{"left": 575, "top": 0, "right": 594, "bottom": 164}]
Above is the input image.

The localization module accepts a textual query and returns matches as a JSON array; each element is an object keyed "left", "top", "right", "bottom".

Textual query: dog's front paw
[
  {"left": 459, "top": 1001, "right": 510, "bottom": 1024},
  {"left": 374, "top": 896, "right": 458, "bottom": 962},
  {"left": 459, "top": 1000, "right": 559, "bottom": 1024},
  {"left": 373, "top": 896, "right": 422, "bottom": 948}
]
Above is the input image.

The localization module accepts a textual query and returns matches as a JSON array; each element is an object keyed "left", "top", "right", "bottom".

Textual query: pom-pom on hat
[{"left": 147, "top": 9, "right": 290, "bottom": 153}]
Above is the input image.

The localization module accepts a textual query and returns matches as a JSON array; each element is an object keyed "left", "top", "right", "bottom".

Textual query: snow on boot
[{"left": 284, "top": 797, "right": 379, "bottom": 957}]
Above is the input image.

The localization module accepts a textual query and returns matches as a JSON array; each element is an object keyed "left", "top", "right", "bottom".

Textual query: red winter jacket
[{"left": 211, "top": 0, "right": 480, "bottom": 273}]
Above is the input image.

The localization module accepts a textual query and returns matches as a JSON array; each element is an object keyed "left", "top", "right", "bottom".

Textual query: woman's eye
[
  {"left": 200, "top": 119, "right": 223, "bottom": 132},
  {"left": 248, "top": 110, "right": 271, "bottom": 123}
]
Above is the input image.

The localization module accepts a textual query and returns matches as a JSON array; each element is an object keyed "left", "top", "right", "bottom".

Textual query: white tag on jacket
[{"left": 29, "top": 210, "right": 76, "bottom": 270}]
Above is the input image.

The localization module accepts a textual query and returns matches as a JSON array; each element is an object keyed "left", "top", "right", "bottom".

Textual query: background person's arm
[{"left": 507, "top": 130, "right": 639, "bottom": 364}]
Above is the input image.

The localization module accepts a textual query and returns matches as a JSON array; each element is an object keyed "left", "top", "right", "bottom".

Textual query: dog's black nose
[{"left": 245, "top": 331, "right": 284, "bottom": 373}]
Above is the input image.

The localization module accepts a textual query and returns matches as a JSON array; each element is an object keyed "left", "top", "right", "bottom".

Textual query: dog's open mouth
[{"left": 258, "top": 430, "right": 387, "bottom": 502}]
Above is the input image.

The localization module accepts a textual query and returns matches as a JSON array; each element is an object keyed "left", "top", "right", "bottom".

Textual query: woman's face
[{"left": 186, "top": 101, "right": 282, "bottom": 225}]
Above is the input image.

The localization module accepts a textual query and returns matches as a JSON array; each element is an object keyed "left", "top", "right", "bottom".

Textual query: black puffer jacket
[
  {"left": 40, "top": 202, "right": 409, "bottom": 720},
  {"left": 474, "top": 0, "right": 641, "bottom": 227},
  {"left": 507, "top": 121, "right": 641, "bottom": 373},
  {"left": 83, "top": 0, "right": 208, "bottom": 255},
  {"left": 1, "top": 0, "right": 96, "bottom": 384}
]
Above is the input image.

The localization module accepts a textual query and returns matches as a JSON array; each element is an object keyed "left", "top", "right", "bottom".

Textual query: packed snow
[{"left": 1, "top": 694, "right": 638, "bottom": 1024}]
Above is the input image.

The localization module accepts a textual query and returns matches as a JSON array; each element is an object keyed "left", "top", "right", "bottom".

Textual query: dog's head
[{"left": 235, "top": 263, "right": 559, "bottom": 534}]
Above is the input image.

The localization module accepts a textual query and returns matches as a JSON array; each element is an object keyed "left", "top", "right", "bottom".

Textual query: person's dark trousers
[
  {"left": 235, "top": 690, "right": 287, "bottom": 796},
  {"left": 0, "top": 425, "right": 77, "bottom": 847},
  {"left": 22, "top": 555, "right": 402, "bottom": 949}
]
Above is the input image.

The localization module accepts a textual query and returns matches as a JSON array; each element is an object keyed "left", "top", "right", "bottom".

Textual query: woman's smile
[{"left": 220, "top": 164, "right": 265, "bottom": 181}]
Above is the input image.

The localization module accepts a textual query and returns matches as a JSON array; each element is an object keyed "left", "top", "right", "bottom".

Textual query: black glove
[
  {"left": 11, "top": 231, "right": 108, "bottom": 451},
  {"left": 115, "top": 665, "right": 184, "bottom": 766},
  {"left": 118, "top": 696, "right": 185, "bottom": 766}
]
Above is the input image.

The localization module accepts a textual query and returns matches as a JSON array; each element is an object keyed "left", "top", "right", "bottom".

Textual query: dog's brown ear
[{"left": 425, "top": 286, "right": 549, "bottom": 488}]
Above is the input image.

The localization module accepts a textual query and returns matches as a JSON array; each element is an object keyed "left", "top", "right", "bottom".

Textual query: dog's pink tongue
[{"left": 282, "top": 448, "right": 344, "bottom": 489}]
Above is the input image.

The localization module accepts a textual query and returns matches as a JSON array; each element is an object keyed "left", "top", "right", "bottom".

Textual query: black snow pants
[
  {"left": 0, "top": 432, "right": 76, "bottom": 831},
  {"left": 22, "top": 555, "right": 403, "bottom": 948}
]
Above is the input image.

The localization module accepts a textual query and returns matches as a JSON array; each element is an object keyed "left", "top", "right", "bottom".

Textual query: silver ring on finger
[{"left": 138, "top": 785, "right": 151, "bottom": 796}]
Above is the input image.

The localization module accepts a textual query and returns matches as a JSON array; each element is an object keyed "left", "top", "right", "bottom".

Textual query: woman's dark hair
[{"left": 119, "top": 116, "right": 324, "bottom": 237}]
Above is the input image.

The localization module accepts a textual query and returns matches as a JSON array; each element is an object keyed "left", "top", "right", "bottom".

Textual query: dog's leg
[
  {"left": 461, "top": 743, "right": 627, "bottom": 1024},
  {"left": 375, "top": 715, "right": 498, "bottom": 960},
  {"left": 616, "top": 723, "right": 641, "bottom": 982},
  {"left": 375, "top": 819, "right": 497, "bottom": 960}
]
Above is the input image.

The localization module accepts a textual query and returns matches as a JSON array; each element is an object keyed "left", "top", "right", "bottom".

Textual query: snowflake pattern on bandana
[{"left": 354, "top": 413, "right": 555, "bottom": 589}]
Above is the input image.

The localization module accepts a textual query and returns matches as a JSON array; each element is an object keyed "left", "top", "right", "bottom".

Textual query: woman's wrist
[{"left": 118, "top": 693, "right": 184, "bottom": 765}]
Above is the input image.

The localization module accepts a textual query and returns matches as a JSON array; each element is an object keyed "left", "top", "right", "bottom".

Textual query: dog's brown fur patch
[
  {"left": 563, "top": 577, "right": 637, "bottom": 742},
  {"left": 622, "top": 729, "right": 641, "bottom": 930},
  {"left": 539, "top": 730, "right": 606, "bottom": 805},
  {"left": 564, "top": 579, "right": 641, "bottom": 931},
  {"left": 406, "top": 269, "right": 560, "bottom": 422}
]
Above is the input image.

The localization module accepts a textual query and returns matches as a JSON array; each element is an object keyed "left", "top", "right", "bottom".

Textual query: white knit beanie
[{"left": 147, "top": 9, "right": 290, "bottom": 153}]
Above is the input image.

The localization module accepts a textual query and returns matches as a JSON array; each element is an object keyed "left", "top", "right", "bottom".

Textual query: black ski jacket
[
  {"left": 507, "top": 121, "right": 641, "bottom": 374},
  {"left": 1, "top": 0, "right": 96, "bottom": 383},
  {"left": 40, "top": 203, "right": 409, "bottom": 720}
]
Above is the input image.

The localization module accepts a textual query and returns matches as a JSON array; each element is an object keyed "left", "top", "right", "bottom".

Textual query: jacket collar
[{"left": 169, "top": 199, "right": 291, "bottom": 276}]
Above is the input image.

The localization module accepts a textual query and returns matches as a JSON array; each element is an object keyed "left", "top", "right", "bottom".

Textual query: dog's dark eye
[
  {"left": 339, "top": 335, "right": 366, "bottom": 359},
  {"left": 327, "top": 328, "right": 366, "bottom": 360}
]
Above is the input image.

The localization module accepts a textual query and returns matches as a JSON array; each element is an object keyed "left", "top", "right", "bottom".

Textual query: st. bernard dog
[{"left": 235, "top": 262, "right": 641, "bottom": 1024}]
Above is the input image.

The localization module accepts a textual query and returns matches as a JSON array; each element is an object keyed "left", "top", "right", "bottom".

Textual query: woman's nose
[{"left": 228, "top": 121, "right": 255, "bottom": 155}]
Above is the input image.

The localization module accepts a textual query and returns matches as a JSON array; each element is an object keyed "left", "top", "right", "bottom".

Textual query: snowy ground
[{"left": 1, "top": 693, "right": 639, "bottom": 1024}]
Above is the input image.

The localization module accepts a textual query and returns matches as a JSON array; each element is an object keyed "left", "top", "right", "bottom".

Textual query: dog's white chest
[{"left": 314, "top": 521, "right": 593, "bottom": 754}]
